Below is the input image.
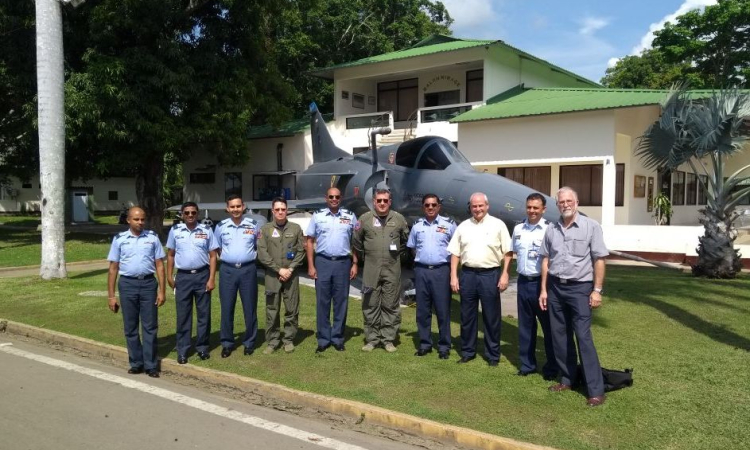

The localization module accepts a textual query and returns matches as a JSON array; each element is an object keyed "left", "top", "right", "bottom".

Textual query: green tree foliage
[
  {"left": 602, "top": 0, "right": 750, "bottom": 88},
  {"left": 272, "top": 0, "right": 452, "bottom": 114},
  {"left": 0, "top": 0, "right": 38, "bottom": 183}
]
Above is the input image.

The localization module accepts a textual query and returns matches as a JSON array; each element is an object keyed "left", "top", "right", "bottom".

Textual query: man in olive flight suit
[
  {"left": 257, "top": 197, "right": 306, "bottom": 354},
  {"left": 352, "top": 188, "right": 409, "bottom": 353}
]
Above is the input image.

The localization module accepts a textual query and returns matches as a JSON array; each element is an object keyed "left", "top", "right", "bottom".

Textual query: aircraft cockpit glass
[
  {"left": 440, "top": 140, "right": 470, "bottom": 164},
  {"left": 395, "top": 137, "right": 429, "bottom": 167},
  {"left": 416, "top": 141, "right": 452, "bottom": 170}
]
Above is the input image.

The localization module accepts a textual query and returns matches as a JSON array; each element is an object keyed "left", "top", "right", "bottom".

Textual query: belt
[
  {"left": 316, "top": 254, "right": 351, "bottom": 261},
  {"left": 223, "top": 261, "right": 256, "bottom": 269},
  {"left": 518, "top": 274, "right": 540, "bottom": 282},
  {"left": 177, "top": 265, "right": 209, "bottom": 274},
  {"left": 462, "top": 266, "right": 499, "bottom": 273},
  {"left": 121, "top": 274, "right": 154, "bottom": 280},
  {"left": 415, "top": 262, "right": 448, "bottom": 269},
  {"left": 549, "top": 275, "right": 589, "bottom": 285}
]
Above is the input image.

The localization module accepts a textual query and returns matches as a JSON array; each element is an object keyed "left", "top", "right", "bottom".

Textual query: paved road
[{"left": 0, "top": 335, "right": 448, "bottom": 450}]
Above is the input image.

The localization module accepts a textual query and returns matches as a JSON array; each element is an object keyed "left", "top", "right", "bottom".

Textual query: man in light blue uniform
[
  {"left": 166, "top": 201, "right": 219, "bottom": 364},
  {"left": 107, "top": 207, "right": 166, "bottom": 378},
  {"left": 306, "top": 187, "right": 358, "bottom": 353},
  {"left": 407, "top": 193, "right": 456, "bottom": 359},
  {"left": 501, "top": 193, "right": 557, "bottom": 380},
  {"left": 215, "top": 195, "right": 260, "bottom": 358}
]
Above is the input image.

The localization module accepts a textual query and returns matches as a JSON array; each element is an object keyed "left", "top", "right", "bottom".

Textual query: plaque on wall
[
  {"left": 634, "top": 175, "right": 646, "bottom": 198},
  {"left": 352, "top": 93, "right": 365, "bottom": 109},
  {"left": 647, "top": 177, "right": 654, "bottom": 212}
]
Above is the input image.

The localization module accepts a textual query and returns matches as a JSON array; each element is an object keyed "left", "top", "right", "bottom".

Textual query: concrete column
[{"left": 601, "top": 157, "right": 616, "bottom": 226}]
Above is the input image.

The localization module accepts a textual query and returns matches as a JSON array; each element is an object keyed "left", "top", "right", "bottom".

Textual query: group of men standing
[{"left": 107, "top": 185, "right": 608, "bottom": 406}]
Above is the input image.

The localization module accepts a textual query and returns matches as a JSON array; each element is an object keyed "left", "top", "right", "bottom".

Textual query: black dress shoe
[
  {"left": 438, "top": 351, "right": 449, "bottom": 360},
  {"left": 333, "top": 344, "right": 345, "bottom": 352},
  {"left": 146, "top": 369, "right": 160, "bottom": 378},
  {"left": 517, "top": 370, "right": 535, "bottom": 377},
  {"left": 197, "top": 352, "right": 210, "bottom": 360},
  {"left": 221, "top": 347, "right": 232, "bottom": 358},
  {"left": 414, "top": 348, "right": 433, "bottom": 357},
  {"left": 177, "top": 355, "right": 188, "bottom": 364},
  {"left": 127, "top": 367, "right": 144, "bottom": 375},
  {"left": 457, "top": 355, "right": 476, "bottom": 364},
  {"left": 243, "top": 347, "right": 254, "bottom": 356},
  {"left": 488, "top": 360, "right": 499, "bottom": 367},
  {"left": 543, "top": 373, "right": 558, "bottom": 381},
  {"left": 315, "top": 344, "right": 330, "bottom": 354}
]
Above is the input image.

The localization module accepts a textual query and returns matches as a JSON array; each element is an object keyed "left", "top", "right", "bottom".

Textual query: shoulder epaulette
[
  {"left": 219, "top": 218, "right": 231, "bottom": 225},
  {"left": 117, "top": 230, "right": 129, "bottom": 238},
  {"left": 316, "top": 208, "right": 327, "bottom": 214},
  {"left": 341, "top": 208, "right": 352, "bottom": 215}
]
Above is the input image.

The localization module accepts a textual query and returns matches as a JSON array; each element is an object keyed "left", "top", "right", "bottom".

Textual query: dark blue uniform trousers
[
  {"left": 314, "top": 255, "right": 350, "bottom": 347},
  {"left": 219, "top": 262, "right": 258, "bottom": 350},
  {"left": 415, "top": 264, "right": 451, "bottom": 352},
  {"left": 175, "top": 269, "right": 211, "bottom": 356},
  {"left": 517, "top": 276, "right": 557, "bottom": 377},
  {"left": 118, "top": 276, "right": 158, "bottom": 371},
  {"left": 459, "top": 267, "right": 501, "bottom": 362},
  {"left": 547, "top": 278, "right": 604, "bottom": 397}
]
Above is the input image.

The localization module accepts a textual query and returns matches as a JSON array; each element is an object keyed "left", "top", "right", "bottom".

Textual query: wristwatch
[{"left": 593, "top": 287, "right": 603, "bottom": 294}]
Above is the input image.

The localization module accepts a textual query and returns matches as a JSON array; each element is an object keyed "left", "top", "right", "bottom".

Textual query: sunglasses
[
  {"left": 273, "top": 208, "right": 287, "bottom": 212},
  {"left": 375, "top": 199, "right": 390, "bottom": 204},
  {"left": 182, "top": 211, "right": 198, "bottom": 216},
  {"left": 423, "top": 203, "right": 439, "bottom": 208},
  {"left": 328, "top": 195, "right": 341, "bottom": 199}
]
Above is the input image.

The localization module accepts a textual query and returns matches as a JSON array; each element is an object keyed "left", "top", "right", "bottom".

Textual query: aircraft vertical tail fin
[{"left": 310, "top": 102, "right": 349, "bottom": 163}]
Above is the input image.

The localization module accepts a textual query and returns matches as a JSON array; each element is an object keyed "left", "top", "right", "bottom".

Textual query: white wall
[
  {"left": 335, "top": 79, "right": 378, "bottom": 117},
  {"left": 0, "top": 175, "right": 136, "bottom": 213}
]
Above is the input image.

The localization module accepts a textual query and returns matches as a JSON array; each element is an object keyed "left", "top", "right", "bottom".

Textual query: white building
[{"left": 181, "top": 35, "right": 750, "bottom": 263}]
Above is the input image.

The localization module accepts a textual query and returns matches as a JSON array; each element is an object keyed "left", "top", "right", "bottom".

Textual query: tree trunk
[
  {"left": 135, "top": 152, "right": 165, "bottom": 239},
  {"left": 36, "top": 0, "right": 67, "bottom": 280},
  {"left": 692, "top": 212, "right": 742, "bottom": 278}
]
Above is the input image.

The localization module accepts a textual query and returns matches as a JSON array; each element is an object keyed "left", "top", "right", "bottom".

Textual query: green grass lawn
[
  {"left": 0, "top": 228, "right": 112, "bottom": 267},
  {"left": 0, "top": 266, "right": 748, "bottom": 450}
]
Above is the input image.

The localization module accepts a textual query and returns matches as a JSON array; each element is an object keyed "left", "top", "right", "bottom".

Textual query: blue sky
[{"left": 440, "top": 0, "right": 717, "bottom": 83}]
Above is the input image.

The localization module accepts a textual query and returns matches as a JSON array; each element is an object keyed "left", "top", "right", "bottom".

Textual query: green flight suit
[
  {"left": 352, "top": 210, "right": 409, "bottom": 346},
  {"left": 257, "top": 220, "right": 306, "bottom": 348}
]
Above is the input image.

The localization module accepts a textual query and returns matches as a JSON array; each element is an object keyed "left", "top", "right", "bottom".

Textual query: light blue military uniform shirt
[
  {"left": 215, "top": 217, "right": 259, "bottom": 264},
  {"left": 407, "top": 215, "right": 456, "bottom": 266},
  {"left": 305, "top": 208, "right": 358, "bottom": 257},
  {"left": 166, "top": 223, "right": 219, "bottom": 270},
  {"left": 107, "top": 230, "right": 166, "bottom": 277},
  {"left": 511, "top": 219, "right": 549, "bottom": 277}
]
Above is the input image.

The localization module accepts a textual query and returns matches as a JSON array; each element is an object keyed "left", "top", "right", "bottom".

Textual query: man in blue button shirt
[
  {"left": 166, "top": 201, "right": 219, "bottom": 364},
  {"left": 407, "top": 194, "right": 456, "bottom": 359},
  {"left": 500, "top": 193, "right": 557, "bottom": 380},
  {"left": 215, "top": 195, "right": 260, "bottom": 358},
  {"left": 107, "top": 207, "right": 166, "bottom": 378},
  {"left": 306, "top": 187, "right": 358, "bottom": 353}
]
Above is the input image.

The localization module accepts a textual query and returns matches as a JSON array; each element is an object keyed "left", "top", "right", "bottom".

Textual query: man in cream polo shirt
[{"left": 448, "top": 192, "right": 512, "bottom": 367}]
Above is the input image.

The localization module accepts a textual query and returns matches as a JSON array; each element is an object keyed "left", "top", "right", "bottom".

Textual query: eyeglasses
[
  {"left": 328, "top": 195, "right": 341, "bottom": 199},
  {"left": 182, "top": 211, "right": 198, "bottom": 216},
  {"left": 273, "top": 208, "right": 287, "bottom": 212},
  {"left": 375, "top": 199, "right": 389, "bottom": 204},
  {"left": 423, "top": 203, "right": 439, "bottom": 208}
]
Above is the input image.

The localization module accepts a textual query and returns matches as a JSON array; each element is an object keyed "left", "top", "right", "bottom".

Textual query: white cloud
[
  {"left": 442, "top": 0, "right": 501, "bottom": 39},
  {"left": 579, "top": 16, "right": 609, "bottom": 35},
  {"left": 631, "top": 0, "right": 717, "bottom": 55},
  {"left": 607, "top": 57, "right": 621, "bottom": 68}
]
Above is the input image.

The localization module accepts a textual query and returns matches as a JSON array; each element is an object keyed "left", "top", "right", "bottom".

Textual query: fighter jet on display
[
  {"left": 296, "top": 103, "right": 557, "bottom": 228},
  {"left": 172, "top": 103, "right": 557, "bottom": 228}
]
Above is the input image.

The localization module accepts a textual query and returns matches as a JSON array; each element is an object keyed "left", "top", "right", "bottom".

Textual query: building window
[
  {"left": 424, "top": 90, "right": 460, "bottom": 107},
  {"left": 189, "top": 173, "right": 215, "bottom": 184},
  {"left": 108, "top": 191, "right": 118, "bottom": 201},
  {"left": 685, "top": 172, "right": 697, "bottom": 205},
  {"left": 698, "top": 175, "right": 708, "bottom": 205},
  {"left": 225, "top": 172, "right": 242, "bottom": 198},
  {"left": 253, "top": 174, "right": 285, "bottom": 201},
  {"left": 466, "top": 69, "right": 483, "bottom": 102},
  {"left": 378, "top": 78, "right": 418, "bottom": 122},
  {"left": 498, "top": 166, "right": 551, "bottom": 195},
  {"left": 558, "top": 164, "right": 624, "bottom": 207},
  {"left": 672, "top": 171, "right": 685, "bottom": 205}
]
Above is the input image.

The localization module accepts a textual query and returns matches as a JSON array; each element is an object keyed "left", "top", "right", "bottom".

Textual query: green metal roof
[
  {"left": 451, "top": 87, "right": 686, "bottom": 123},
  {"left": 308, "top": 35, "right": 599, "bottom": 86},
  {"left": 247, "top": 114, "right": 332, "bottom": 140}
]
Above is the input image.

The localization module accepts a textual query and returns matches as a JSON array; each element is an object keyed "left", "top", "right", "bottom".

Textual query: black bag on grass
[{"left": 602, "top": 367, "right": 633, "bottom": 392}]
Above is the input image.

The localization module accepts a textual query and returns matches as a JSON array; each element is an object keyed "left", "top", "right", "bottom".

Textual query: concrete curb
[{"left": 1, "top": 319, "right": 556, "bottom": 450}]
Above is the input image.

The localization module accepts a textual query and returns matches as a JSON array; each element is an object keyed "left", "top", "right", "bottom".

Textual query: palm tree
[{"left": 636, "top": 85, "right": 750, "bottom": 278}]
